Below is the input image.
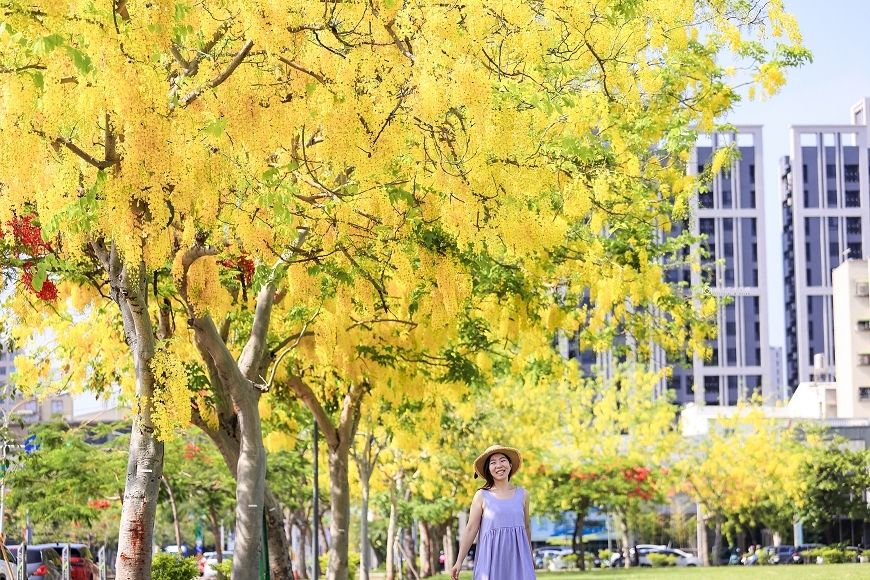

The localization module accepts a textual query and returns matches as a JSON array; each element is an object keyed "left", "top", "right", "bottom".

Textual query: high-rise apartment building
[
  {"left": 781, "top": 99, "right": 870, "bottom": 389},
  {"left": 832, "top": 258, "right": 870, "bottom": 419},
  {"left": 566, "top": 128, "right": 771, "bottom": 406},
  {"left": 672, "top": 126, "right": 772, "bottom": 406}
]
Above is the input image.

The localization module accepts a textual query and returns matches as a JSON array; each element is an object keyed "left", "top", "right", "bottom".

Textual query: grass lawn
[{"left": 444, "top": 564, "right": 870, "bottom": 579}]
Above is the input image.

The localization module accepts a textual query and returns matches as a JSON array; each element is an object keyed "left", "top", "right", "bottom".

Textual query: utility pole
[{"left": 313, "top": 420, "right": 319, "bottom": 580}]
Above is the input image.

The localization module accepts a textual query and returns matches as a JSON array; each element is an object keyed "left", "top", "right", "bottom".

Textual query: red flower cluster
[
  {"left": 21, "top": 261, "right": 58, "bottom": 301},
  {"left": 88, "top": 499, "right": 112, "bottom": 510},
  {"left": 6, "top": 215, "right": 50, "bottom": 257},
  {"left": 623, "top": 466, "right": 651, "bottom": 483},
  {"left": 219, "top": 252, "right": 255, "bottom": 286},
  {"left": 3, "top": 215, "right": 57, "bottom": 301}
]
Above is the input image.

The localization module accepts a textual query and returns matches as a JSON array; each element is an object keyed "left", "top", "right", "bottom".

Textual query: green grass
[{"left": 449, "top": 565, "right": 870, "bottom": 579}]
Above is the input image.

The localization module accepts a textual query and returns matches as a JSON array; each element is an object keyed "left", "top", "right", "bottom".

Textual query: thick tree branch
[
  {"left": 238, "top": 283, "right": 276, "bottom": 381},
  {"left": 286, "top": 375, "right": 339, "bottom": 448},
  {"left": 176, "top": 39, "right": 254, "bottom": 109},
  {"left": 53, "top": 136, "right": 117, "bottom": 169},
  {"left": 277, "top": 56, "right": 328, "bottom": 85}
]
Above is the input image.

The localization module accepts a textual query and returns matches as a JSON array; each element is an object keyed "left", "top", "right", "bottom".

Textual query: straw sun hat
[{"left": 473, "top": 445, "right": 523, "bottom": 479}]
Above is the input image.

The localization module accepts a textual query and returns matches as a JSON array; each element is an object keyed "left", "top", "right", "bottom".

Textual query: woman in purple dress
[{"left": 451, "top": 445, "right": 536, "bottom": 580}]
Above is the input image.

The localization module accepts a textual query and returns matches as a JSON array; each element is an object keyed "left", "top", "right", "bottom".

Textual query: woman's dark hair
[{"left": 479, "top": 453, "right": 512, "bottom": 490}]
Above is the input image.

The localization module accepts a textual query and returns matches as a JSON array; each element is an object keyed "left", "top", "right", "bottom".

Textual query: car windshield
[{"left": 27, "top": 550, "right": 44, "bottom": 564}]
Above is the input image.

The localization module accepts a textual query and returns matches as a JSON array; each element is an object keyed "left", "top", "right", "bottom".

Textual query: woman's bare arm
[
  {"left": 524, "top": 488, "right": 533, "bottom": 555},
  {"left": 453, "top": 490, "right": 484, "bottom": 571}
]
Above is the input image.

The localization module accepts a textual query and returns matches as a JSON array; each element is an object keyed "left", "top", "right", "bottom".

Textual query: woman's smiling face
[{"left": 488, "top": 453, "right": 512, "bottom": 482}]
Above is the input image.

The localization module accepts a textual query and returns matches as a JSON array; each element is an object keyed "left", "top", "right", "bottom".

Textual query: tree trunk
[
  {"left": 209, "top": 505, "right": 223, "bottom": 563},
  {"left": 162, "top": 475, "right": 183, "bottom": 554},
  {"left": 325, "top": 440, "right": 351, "bottom": 580},
  {"left": 619, "top": 517, "right": 631, "bottom": 568},
  {"left": 386, "top": 482, "right": 397, "bottom": 580},
  {"left": 401, "top": 527, "right": 416, "bottom": 580},
  {"left": 90, "top": 243, "right": 163, "bottom": 580},
  {"left": 231, "top": 393, "right": 267, "bottom": 580},
  {"left": 359, "top": 468, "right": 371, "bottom": 580},
  {"left": 265, "top": 487, "right": 294, "bottom": 580},
  {"left": 574, "top": 512, "right": 586, "bottom": 571},
  {"left": 712, "top": 513, "right": 723, "bottom": 568},
  {"left": 296, "top": 522, "right": 309, "bottom": 580},
  {"left": 443, "top": 521, "right": 455, "bottom": 576},
  {"left": 418, "top": 522, "right": 431, "bottom": 578},
  {"left": 428, "top": 523, "right": 442, "bottom": 575}
]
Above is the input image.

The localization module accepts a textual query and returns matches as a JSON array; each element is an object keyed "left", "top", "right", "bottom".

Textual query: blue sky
[{"left": 725, "top": 0, "right": 870, "bottom": 348}]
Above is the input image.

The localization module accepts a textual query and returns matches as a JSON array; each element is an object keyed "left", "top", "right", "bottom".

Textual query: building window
[
  {"left": 0, "top": 368, "right": 5, "bottom": 376},
  {"left": 727, "top": 348, "right": 737, "bottom": 365},
  {"left": 827, "top": 189, "right": 838, "bottom": 207},
  {"left": 686, "top": 380, "right": 694, "bottom": 395},
  {"left": 845, "top": 190, "right": 861, "bottom": 208},
  {"left": 808, "top": 321, "right": 814, "bottom": 340},
  {"left": 847, "top": 217, "right": 862, "bottom": 235},
  {"left": 860, "top": 388, "right": 870, "bottom": 401},
  {"left": 856, "top": 281, "right": 870, "bottom": 297},
  {"left": 749, "top": 165, "right": 755, "bottom": 184},
  {"left": 704, "top": 376, "right": 720, "bottom": 394},
  {"left": 830, "top": 241, "right": 840, "bottom": 257},
  {"left": 845, "top": 164, "right": 860, "bottom": 183},
  {"left": 807, "top": 268, "right": 813, "bottom": 285},
  {"left": 848, "top": 242, "right": 863, "bottom": 259},
  {"left": 803, "top": 165, "right": 808, "bottom": 183},
  {"left": 749, "top": 190, "right": 756, "bottom": 208},
  {"left": 726, "top": 321, "right": 737, "bottom": 336},
  {"left": 827, "top": 164, "right": 836, "bottom": 178},
  {"left": 23, "top": 400, "right": 38, "bottom": 423},
  {"left": 858, "top": 354, "right": 870, "bottom": 366},
  {"left": 722, "top": 189, "right": 732, "bottom": 208},
  {"left": 857, "top": 320, "right": 870, "bottom": 331},
  {"left": 699, "top": 218, "right": 715, "bottom": 235},
  {"left": 50, "top": 400, "right": 63, "bottom": 415}
]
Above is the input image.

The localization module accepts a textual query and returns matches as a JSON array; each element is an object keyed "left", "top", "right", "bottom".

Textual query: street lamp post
[{"left": 312, "top": 419, "right": 319, "bottom": 580}]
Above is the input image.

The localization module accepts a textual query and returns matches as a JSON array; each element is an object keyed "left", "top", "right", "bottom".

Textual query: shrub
[
  {"left": 756, "top": 550, "right": 772, "bottom": 565},
  {"left": 818, "top": 548, "right": 853, "bottom": 564},
  {"left": 213, "top": 558, "right": 232, "bottom": 580},
  {"left": 599, "top": 549, "right": 612, "bottom": 562},
  {"left": 151, "top": 553, "right": 198, "bottom": 580},
  {"left": 318, "top": 551, "right": 361, "bottom": 574},
  {"left": 561, "top": 554, "right": 578, "bottom": 569},
  {"left": 646, "top": 553, "right": 674, "bottom": 567}
]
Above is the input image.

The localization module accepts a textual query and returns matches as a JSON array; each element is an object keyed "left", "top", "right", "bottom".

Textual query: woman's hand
[{"left": 451, "top": 561, "right": 462, "bottom": 580}]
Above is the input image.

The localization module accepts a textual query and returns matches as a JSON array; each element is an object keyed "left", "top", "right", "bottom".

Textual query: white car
[
  {"left": 200, "top": 551, "right": 232, "bottom": 577},
  {"left": 640, "top": 547, "right": 701, "bottom": 567}
]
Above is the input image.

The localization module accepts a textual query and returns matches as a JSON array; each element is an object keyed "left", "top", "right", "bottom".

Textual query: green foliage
[
  {"left": 797, "top": 437, "right": 870, "bottom": 530},
  {"left": 319, "top": 551, "right": 360, "bottom": 574},
  {"left": 212, "top": 558, "right": 232, "bottom": 580},
  {"left": 151, "top": 553, "right": 198, "bottom": 580},
  {"left": 646, "top": 553, "right": 676, "bottom": 567},
  {"left": 756, "top": 550, "right": 773, "bottom": 565}
]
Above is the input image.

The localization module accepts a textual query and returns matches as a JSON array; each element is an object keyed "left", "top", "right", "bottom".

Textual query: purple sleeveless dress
[{"left": 473, "top": 487, "right": 536, "bottom": 580}]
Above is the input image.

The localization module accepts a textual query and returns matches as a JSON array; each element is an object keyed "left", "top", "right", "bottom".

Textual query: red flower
[{"left": 21, "top": 262, "right": 58, "bottom": 301}]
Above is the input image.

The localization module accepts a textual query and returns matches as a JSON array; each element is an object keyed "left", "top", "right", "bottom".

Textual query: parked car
[
  {"left": 0, "top": 546, "right": 16, "bottom": 580},
  {"left": 532, "top": 547, "right": 571, "bottom": 570},
  {"left": 43, "top": 545, "right": 99, "bottom": 580},
  {"left": 200, "top": 551, "right": 232, "bottom": 577},
  {"left": 640, "top": 548, "right": 701, "bottom": 567},
  {"left": 7, "top": 545, "right": 62, "bottom": 580},
  {"left": 764, "top": 545, "right": 795, "bottom": 564},
  {"left": 610, "top": 545, "right": 666, "bottom": 567},
  {"left": 792, "top": 543, "right": 824, "bottom": 564}
]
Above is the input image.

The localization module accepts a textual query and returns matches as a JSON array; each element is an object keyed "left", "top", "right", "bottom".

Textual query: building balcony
[
  {"left": 856, "top": 281, "right": 870, "bottom": 297},
  {"left": 858, "top": 354, "right": 870, "bottom": 366},
  {"left": 858, "top": 320, "right": 870, "bottom": 331}
]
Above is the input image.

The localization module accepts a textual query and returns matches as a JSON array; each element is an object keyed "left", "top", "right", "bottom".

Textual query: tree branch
[
  {"left": 53, "top": 136, "right": 117, "bottom": 169},
  {"left": 286, "top": 375, "right": 339, "bottom": 449},
  {"left": 176, "top": 39, "right": 254, "bottom": 109},
  {"left": 277, "top": 56, "right": 328, "bottom": 85}
]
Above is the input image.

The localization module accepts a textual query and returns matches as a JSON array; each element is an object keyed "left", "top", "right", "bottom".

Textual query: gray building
[
  {"left": 565, "top": 128, "right": 771, "bottom": 406},
  {"left": 781, "top": 98, "right": 870, "bottom": 390},
  {"left": 671, "top": 127, "right": 772, "bottom": 406}
]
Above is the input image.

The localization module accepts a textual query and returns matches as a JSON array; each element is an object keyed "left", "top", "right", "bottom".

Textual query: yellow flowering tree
[
  {"left": 0, "top": 0, "right": 808, "bottom": 579},
  {"left": 676, "top": 405, "right": 805, "bottom": 566}
]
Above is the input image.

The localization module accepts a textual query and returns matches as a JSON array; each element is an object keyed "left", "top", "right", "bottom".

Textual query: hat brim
[{"left": 473, "top": 446, "right": 522, "bottom": 479}]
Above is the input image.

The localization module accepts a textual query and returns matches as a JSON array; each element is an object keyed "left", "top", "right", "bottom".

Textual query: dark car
[
  {"left": 43, "top": 545, "right": 99, "bottom": 580},
  {"left": 765, "top": 545, "right": 795, "bottom": 564},
  {"left": 792, "top": 543, "right": 824, "bottom": 565},
  {"left": 7, "top": 546, "right": 61, "bottom": 580}
]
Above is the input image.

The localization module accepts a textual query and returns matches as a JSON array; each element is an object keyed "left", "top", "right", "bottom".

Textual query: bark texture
[{"left": 91, "top": 240, "right": 164, "bottom": 580}]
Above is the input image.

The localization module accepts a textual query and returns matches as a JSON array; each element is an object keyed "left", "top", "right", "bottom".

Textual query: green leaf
[
  {"left": 29, "top": 71, "right": 44, "bottom": 89},
  {"left": 30, "top": 34, "right": 64, "bottom": 56},
  {"left": 201, "top": 118, "right": 227, "bottom": 137},
  {"left": 64, "top": 46, "right": 94, "bottom": 74},
  {"left": 31, "top": 261, "right": 48, "bottom": 292}
]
